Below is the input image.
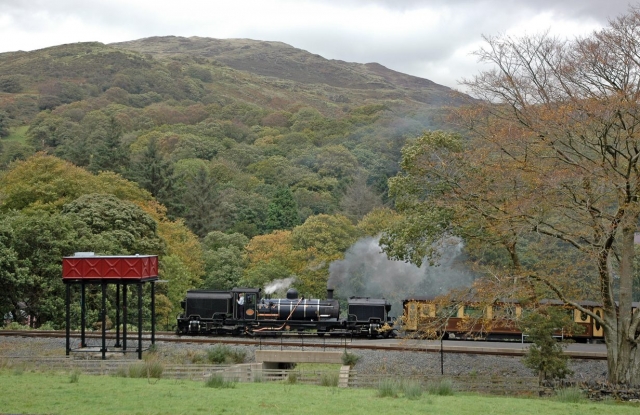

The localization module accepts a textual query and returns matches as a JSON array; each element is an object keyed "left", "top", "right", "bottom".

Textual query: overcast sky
[{"left": 0, "top": 0, "right": 635, "bottom": 90}]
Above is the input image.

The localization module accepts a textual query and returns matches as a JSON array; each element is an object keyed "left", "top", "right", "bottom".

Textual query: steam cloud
[
  {"left": 328, "top": 236, "right": 477, "bottom": 316},
  {"left": 264, "top": 277, "right": 296, "bottom": 296}
]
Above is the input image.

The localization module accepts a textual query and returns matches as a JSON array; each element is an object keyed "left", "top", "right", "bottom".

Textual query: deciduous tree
[{"left": 383, "top": 7, "right": 640, "bottom": 385}]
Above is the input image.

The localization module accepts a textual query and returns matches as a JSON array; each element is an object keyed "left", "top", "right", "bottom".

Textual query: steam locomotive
[{"left": 176, "top": 287, "right": 396, "bottom": 338}]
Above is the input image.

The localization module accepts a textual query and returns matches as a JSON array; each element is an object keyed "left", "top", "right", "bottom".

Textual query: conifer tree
[{"left": 265, "top": 187, "right": 300, "bottom": 232}]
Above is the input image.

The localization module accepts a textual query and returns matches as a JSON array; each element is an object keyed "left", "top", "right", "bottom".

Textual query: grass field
[{"left": 0, "top": 369, "right": 638, "bottom": 415}]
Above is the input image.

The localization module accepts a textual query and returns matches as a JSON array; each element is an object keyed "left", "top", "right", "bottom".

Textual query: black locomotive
[{"left": 176, "top": 287, "right": 396, "bottom": 338}]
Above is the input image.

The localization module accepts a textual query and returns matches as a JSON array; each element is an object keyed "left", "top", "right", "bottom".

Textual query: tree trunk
[
  {"left": 605, "top": 325, "right": 640, "bottom": 385},
  {"left": 604, "top": 215, "right": 640, "bottom": 385}
]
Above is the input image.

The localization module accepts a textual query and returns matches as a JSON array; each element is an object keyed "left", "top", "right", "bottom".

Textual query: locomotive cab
[{"left": 233, "top": 288, "right": 260, "bottom": 320}]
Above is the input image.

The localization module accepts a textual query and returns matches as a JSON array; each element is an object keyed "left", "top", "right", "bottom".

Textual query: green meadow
[{"left": 0, "top": 369, "right": 638, "bottom": 415}]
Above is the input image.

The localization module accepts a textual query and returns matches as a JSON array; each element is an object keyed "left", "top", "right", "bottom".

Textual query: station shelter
[{"left": 62, "top": 253, "right": 158, "bottom": 360}]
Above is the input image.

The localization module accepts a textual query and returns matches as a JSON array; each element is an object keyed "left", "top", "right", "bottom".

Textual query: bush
[
  {"left": 520, "top": 308, "right": 577, "bottom": 382},
  {"left": 206, "top": 345, "right": 246, "bottom": 364},
  {"left": 205, "top": 374, "right": 236, "bottom": 388},
  {"left": 207, "top": 345, "right": 231, "bottom": 363},
  {"left": 227, "top": 348, "right": 247, "bottom": 364},
  {"left": 186, "top": 351, "right": 207, "bottom": 364},
  {"left": 2, "top": 322, "right": 29, "bottom": 331},
  {"left": 36, "top": 322, "right": 56, "bottom": 330},
  {"left": 426, "top": 379, "right": 454, "bottom": 396},
  {"left": 341, "top": 351, "right": 360, "bottom": 367},
  {"left": 377, "top": 378, "right": 400, "bottom": 398}
]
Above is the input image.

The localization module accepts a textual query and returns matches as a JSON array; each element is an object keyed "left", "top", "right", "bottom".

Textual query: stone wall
[{"left": 541, "top": 379, "right": 640, "bottom": 402}]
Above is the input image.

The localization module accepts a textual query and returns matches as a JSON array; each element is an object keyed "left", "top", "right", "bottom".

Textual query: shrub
[
  {"left": 341, "top": 351, "right": 360, "bottom": 367},
  {"left": 377, "top": 378, "right": 400, "bottom": 398},
  {"left": 36, "top": 322, "right": 56, "bottom": 330},
  {"left": 187, "top": 351, "right": 207, "bottom": 364},
  {"left": 2, "top": 322, "right": 29, "bottom": 331},
  {"left": 206, "top": 345, "right": 246, "bottom": 364},
  {"left": 205, "top": 374, "right": 236, "bottom": 388},
  {"left": 520, "top": 308, "right": 577, "bottom": 382},
  {"left": 116, "top": 324, "right": 138, "bottom": 333},
  {"left": 320, "top": 372, "right": 339, "bottom": 387},
  {"left": 554, "top": 387, "right": 585, "bottom": 403},
  {"left": 426, "top": 379, "right": 454, "bottom": 396},
  {"left": 227, "top": 348, "right": 247, "bottom": 364},
  {"left": 207, "top": 345, "right": 230, "bottom": 363}
]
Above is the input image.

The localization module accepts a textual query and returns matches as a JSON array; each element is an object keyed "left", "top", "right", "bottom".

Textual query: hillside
[
  {"left": 0, "top": 36, "right": 470, "bottom": 242},
  {"left": 111, "top": 36, "right": 460, "bottom": 106},
  {"left": 0, "top": 35, "right": 478, "bottom": 324}
]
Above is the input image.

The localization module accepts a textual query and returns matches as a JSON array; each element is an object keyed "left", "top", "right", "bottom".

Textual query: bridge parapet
[{"left": 255, "top": 350, "right": 343, "bottom": 364}]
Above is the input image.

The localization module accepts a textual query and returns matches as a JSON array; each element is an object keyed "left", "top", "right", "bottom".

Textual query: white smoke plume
[
  {"left": 328, "top": 236, "right": 477, "bottom": 316},
  {"left": 264, "top": 277, "right": 296, "bottom": 296}
]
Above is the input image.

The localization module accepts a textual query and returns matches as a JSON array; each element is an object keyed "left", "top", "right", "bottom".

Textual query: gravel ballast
[{"left": 0, "top": 335, "right": 608, "bottom": 382}]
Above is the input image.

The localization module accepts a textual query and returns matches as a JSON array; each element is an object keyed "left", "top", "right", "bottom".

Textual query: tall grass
[
  {"left": 205, "top": 373, "right": 236, "bottom": 388},
  {"left": 402, "top": 380, "right": 424, "bottom": 400},
  {"left": 554, "top": 387, "right": 586, "bottom": 403},
  {"left": 69, "top": 369, "right": 81, "bottom": 383},
  {"left": 377, "top": 378, "right": 425, "bottom": 400},
  {"left": 426, "top": 379, "right": 454, "bottom": 396},
  {"left": 377, "top": 378, "right": 400, "bottom": 398},
  {"left": 117, "top": 360, "right": 164, "bottom": 379},
  {"left": 320, "top": 372, "right": 339, "bottom": 387}
]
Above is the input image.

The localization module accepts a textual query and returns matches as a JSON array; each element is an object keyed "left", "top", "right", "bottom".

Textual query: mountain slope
[{"left": 111, "top": 36, "right": 463, "bottom": 107}]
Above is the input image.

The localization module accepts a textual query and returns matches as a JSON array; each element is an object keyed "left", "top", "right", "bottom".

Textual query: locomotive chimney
[{"left": 326, "top": 288, "right": 334, "bottom": 299}]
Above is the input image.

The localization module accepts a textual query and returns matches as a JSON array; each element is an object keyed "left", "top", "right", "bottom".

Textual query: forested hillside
[{"left": 0, "top": 36, "right": 468, "bottom": 328}]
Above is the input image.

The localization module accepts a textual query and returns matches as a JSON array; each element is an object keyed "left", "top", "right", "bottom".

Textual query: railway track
[{"left": 0, "top": 329, "right": 607, "bottom": 359}]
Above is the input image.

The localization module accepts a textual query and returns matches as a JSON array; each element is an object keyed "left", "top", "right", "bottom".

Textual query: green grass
[
  {"left": 3, "top": 125, "right": 28, "bottom": 143},
  {"left": 0, "top": 370, "right": 638, "bottom": 415}
]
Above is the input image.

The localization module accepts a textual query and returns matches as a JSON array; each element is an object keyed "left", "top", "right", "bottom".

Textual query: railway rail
[{"left": 0, "top": 329, "right": 607, "bottom": 359}]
